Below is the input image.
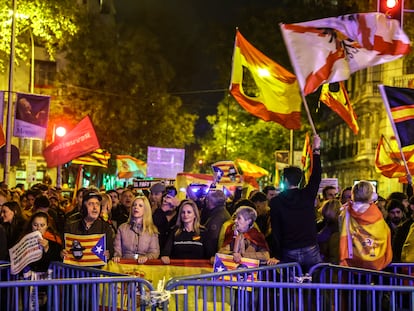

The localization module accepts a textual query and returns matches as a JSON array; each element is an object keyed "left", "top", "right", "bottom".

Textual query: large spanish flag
[
  {"left": 339, "top": 203, "right": 392, "bottom": 270},
  {"left": 229, "top": 30, "right": 302, "bottom": 130}
]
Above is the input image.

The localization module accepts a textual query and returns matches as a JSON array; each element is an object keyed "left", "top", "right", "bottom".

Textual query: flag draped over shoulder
[
  {"left": 375, "top": 135, "right": 414, "bottom": 181},
  {"left": 379, "top": 85, "right": 414, "bottom": 148},
  {"left": 64, "top": 233, "right": 106, "bottom": 266},
  {"left": 229, "top": 30, "right": 302, "bottom": 130},
  {"left": 43, "top": 116, "right": 100, "bottom": 167},
  {"left": 213, "top": 253, "right": 259, "bottom": 281},
  {"left": 319, "top": 82, "right": 359, "bottom": 134},
  {"left": 116, "top": 155, "right": 146, "bottom": 179},
  {"left": 72, "top": 149, "right": 110, "bottom": 168},
  {"left": 339, "top": 203, "right": 392, "bottom": 270},
  {"left": 301, "top": 132, "right": 313, "bottom": 184},
  {"left": 280, "top": 13, "right": 411, "bottom": 95}
]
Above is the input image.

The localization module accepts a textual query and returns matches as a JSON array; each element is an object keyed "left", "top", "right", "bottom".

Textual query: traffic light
[{"left": 379, "top": 0, "right": 403, "bottom": 25}]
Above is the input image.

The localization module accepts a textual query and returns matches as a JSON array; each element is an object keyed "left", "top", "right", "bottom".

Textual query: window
[{"left": 34, "top": 60, "right": 56, "bottom": 87}]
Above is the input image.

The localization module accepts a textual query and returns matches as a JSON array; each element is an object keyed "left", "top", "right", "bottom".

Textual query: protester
[
  {"left": 113, "top": 196, "right": 159, "bottom": 264},
  {"left": 270, "top": 134, "right": 322, "bottom": 273},
  {"left": 317, "top": 199, "right": 341, "bottom": 264},
  {"left": 1, "top": 201, "right": 27, "bottom": 249},
  {"left": 153, "top": 193, "right": 180, "bottom": 251},
  {"left": 339, "top": 181, "right": 392, "bottom": 270},
  {"left": 161, "top": 200, "right": 207, "bottom": 264}
]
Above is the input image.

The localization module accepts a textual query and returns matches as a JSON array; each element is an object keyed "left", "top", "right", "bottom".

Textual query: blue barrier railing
[{"left": 0, "top": 261, "right": 156, "bottom": 311}]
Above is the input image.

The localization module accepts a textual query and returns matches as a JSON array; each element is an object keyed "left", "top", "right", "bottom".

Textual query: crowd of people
[{"left": 0, "top": 134, "right": 412, "bottom": 279}]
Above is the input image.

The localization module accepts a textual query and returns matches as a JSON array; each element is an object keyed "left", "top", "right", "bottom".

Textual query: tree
[
  {"left": 0, "top": 0, "right": 79, "bottom": 72},
  {"left": 57, "top": 12, "right": 198, "bottom": 160}
]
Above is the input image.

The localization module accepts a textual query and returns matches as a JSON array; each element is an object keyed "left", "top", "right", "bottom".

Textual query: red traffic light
[{"left": 379, "top": 0, "right": 402, "bottom": 24}]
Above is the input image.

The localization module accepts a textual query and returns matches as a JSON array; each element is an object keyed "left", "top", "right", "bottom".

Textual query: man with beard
[
  {"left": 112, "top": 189, "right": 134, "bottom": 226},
  {"left": 386, "top": 199, "right": 405, "bottom": 239}
]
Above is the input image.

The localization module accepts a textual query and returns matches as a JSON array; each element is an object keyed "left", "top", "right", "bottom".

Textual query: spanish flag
[
  {"left": 339, "top": 203, "right": 392, "bottom": 270},
  {"left": 301, "top": 132, "right": 312, "bottom": 185},
  {"left": 229, "top": 30, "right": 302, "bottom": 130}
]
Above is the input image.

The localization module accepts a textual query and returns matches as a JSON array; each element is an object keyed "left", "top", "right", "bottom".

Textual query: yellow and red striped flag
[
  {"left": 72, "top": 149, "right": 110, "bottom": 168},
  {"left": 213, "top": 253, "right": 259, "bottom": 281},
  {"left": 319, "top": 82, "right": 359, "bottom": 134},
  {"left": 230, "top": 30, "right": 302, "bottom": 130},
  {"left": 211, "top": 160, "right": 241, "bottom": 184},
  {"left": 116, "top": 155, "right": 146, "bottom": 179},
  {"left": 339, "top": 203, "right": 392, "bottom": 270},
  {"left": 235, "top": 158, "right": 269, "bottom": 179},
  {"left": 64, "top": 233, "right": 106, "bottom": 267},
  {"left": 301, "top": 132, "right": 313, "bottom": 184}
]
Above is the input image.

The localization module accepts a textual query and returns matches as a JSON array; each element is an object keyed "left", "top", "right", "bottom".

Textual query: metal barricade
[
  {"left": 163, "top": 262, "right": 302, "bottom": 311},
  {"left": 0, "top": 261, "right": 156, "bottom": 311}
]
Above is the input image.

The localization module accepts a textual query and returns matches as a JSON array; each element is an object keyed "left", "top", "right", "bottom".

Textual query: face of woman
[
  {"left": 235, "top": 214, "right": 251, "bottom": 233},
  {"left": 0, "top": 206, "right": 14, "bottom": 223},
  {"left": 32, "top": 216, "right": 48, "bottom": 236},
  {"left": 131, "top": 199, "right": 145, "bottom": 219},
  {"left": 85, "top": 198, "right": 101, "bottom": 221},
  {"left": 181, "top": 204, "right": 196, "bottom": 225}
]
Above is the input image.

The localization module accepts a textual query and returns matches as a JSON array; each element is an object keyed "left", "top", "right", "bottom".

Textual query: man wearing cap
[
  {"left": 385, "top": 199, "right": 405, "bottom": 239},
  {"left": 150, "top": 182, "right": 166, "bottom": 213},
  {"left": 63, "top": 190, "right": 115, "bottom": 261}
]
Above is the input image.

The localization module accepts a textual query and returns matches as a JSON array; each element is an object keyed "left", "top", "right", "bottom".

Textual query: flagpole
[
  {"left": 279, "top": 23, "right": 317, "bottom": 136},
  {"left": 378, "top": 84, "right": 411, "bottom": 179}
]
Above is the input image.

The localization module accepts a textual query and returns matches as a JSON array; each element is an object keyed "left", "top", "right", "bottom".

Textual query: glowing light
[
  {"left": 386, "top": 0, "right": 397, "bottom": 8},
  {"left": 257, "top": 67, "right": 271, "bottom": 77},
  {"left": 55, "top": 126, "right": 66, "bottom": 137}
]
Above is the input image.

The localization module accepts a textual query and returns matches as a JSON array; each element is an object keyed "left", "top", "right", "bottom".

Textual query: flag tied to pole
[
  {"left": 43, "top": 116, "right": 100, "bottom": 167},
  {"left": 280, "top": 13, "right": 411, "bottom": 95},
  {"left": 229, "top": 30, "right": 302, "bottom": 129}
]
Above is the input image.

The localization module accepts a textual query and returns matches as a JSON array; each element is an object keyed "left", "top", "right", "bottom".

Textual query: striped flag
[
  {"left": 301, "top": 132, "right": 313, "bottom": 184},
  {"left": 211, "top": 161, "right": 241, "bottom": 183},
  {"left": 319, "top": 82, "right": 359, "bottom": 134},
  {"left": 64, "top": 233, "right": 107, "bottom": 266},
  {"left": 72, "top": 149, "right": 111, "bottom": 168},
  {"left": 235, "top": 158, "right": 269, "bottom": 178},
  {"left": 339, "top": 203, "right": 392, "bottom": 270},
  {"left": 213, "top": 253, "right": 259, "bottom": 282},
  {"left": 230, "top": 30, "right": 302, "bottom": 130},
  {"left": 0, "top": 123, "right": 5, "bottom": 148}
]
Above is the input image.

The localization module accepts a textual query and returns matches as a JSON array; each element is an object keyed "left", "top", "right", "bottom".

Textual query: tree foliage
[
  {"left": 57, "top": 12, "right": 198, "bottom": 160},
  {"left": 0, "top": 0, "right": 79, "bottom": 72}
]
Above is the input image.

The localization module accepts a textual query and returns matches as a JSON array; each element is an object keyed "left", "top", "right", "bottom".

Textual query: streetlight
[{"left": 54, "top": 125, "right": 66, "bottom": 188}]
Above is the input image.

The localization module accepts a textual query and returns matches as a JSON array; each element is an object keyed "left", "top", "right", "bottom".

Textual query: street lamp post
[
  {"left": 4, "top": 0, "right": 17, "bottom": 184},
  {"left": 54, "top": 125, "right": 66, "bottom": 188}
]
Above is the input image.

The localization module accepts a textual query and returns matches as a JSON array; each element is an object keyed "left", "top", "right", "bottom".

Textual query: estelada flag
[
  {"left": 319, "top": 82, "right": 359, "bottom": 134},
  {"left": 64, "top": 233, "right": 106, "bottom": 267},
  {"left": 43, "top": 116, "right": 100, "bottom": 167},
  {"left": 116, "top": 155, "right": 146, "bottom": 179},
  {"left": 72, "top": 149, "right": 111, "bottom": 168},
  {"left": 213, "top": 253, "right": 259, "bottom": 282},
  {"left": 211, "top": 161, "right": 241, "bottom": 184},
  {"left": 280, "top": 13, "right": 410, "bottom": 95},
  {"left": 230, "top": 30, "right": 302, "bottom": 130}
]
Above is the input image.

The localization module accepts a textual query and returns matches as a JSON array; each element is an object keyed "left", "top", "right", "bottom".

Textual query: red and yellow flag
[
  {"left": 64, "top": 233, "right": 107, "bottom": 267},
  {"left": 116, "top": 155, "right": 146, "bottom": 179},
  {"left": 339, "top": 203, "right": 392, "bottom": 270},
  {"left": 301, "top": 132, "right": 313, "bottom": 184},
  {"left": 235, "top": 158, "right": 269, "bottom": 179},
  {"left": 229, "top": 30, "right": 302, "bottom": 130},
  {"left": 319, "top": 82, "right": 359, "bottom": 134},
  {"left": 72, "top": 149, "right": 110, "bottom": 168}
]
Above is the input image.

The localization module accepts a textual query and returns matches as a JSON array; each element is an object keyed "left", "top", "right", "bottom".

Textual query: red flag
[
  {"left": 230, "top": 30, "right": 302, "bottom": 130},
  {"left": 0, "top": 124, "right": 5, "bottom": 148},
  {"left": 43, "top": 116, "right": 100, "bottom": 167},
  {"left": 281, "top": 13, "right": 411, "bottom": 95},
  {"left": 319, "top": 82, "right": 359, "bottom": 134},
  {"left": 116, "top": 155, "right": 146, "bottom": 179}
]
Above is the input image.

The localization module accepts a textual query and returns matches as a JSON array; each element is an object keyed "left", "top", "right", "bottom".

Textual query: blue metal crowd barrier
[
  {"left": 162, "top": 262, "right": 414, "bottom": 311},
  {"left": 0, "top": 261, "right": 156, "bottom": 311}
]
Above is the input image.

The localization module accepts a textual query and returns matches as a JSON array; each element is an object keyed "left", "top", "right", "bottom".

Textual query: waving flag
[
  {"left": 320, "top": 82, "right": 359, "bottom": 134},
  {"left": 301, "top": 132, "right": 313, "bottom": 184},
  {"left": 280, "top": 13, "right": 411, "bottom": 95},
  {"left": 72, "top": 149, "right": 111, "bottom": 168},
  {"left": 375, "top": 135, "right": 414, "bottom": 181},
  {"left": 211, "top": 161, "right": 241, "bottom": 183},
  {"left": 230, "top": 30, "right": 302, "bottom": 130},
  {"left": 235, "top": 158, "right": 269, "bottom": 178},
  {"left": 64, "top": 233, "right": 106, "bottom": 266},
  {"left": 379, "top": 85, "right": 414, "bottom": 149},
  {"left": 116, "top": 155, "right": 146, "bottom": 179},
  {"left": 43, "top": 116, "right": 100, "bottom": 167}
]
